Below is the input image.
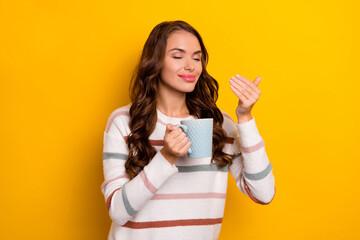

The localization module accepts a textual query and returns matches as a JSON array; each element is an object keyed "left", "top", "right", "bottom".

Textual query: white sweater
[{"left": 101, "top": 104, "right": 275, "bottom": 240}]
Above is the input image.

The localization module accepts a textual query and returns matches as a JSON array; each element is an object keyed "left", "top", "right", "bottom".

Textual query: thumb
[
  {"left": 166, "top": 123, "right": 176, "bottom": 133},
  {"left": 253, "top": 76, "right": 262, "bottom": 87}
]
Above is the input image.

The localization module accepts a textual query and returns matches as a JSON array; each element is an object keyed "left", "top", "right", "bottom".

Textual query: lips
[{"left": 178, "top": 74, "right": 196, "bottom": 82}]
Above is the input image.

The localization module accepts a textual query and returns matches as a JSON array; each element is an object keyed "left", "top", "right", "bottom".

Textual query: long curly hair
[{"left": 126, "top": 20, "right": 233, "bottom": 179}]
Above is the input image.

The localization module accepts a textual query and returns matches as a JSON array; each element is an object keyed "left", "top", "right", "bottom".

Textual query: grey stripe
[
  {"left": 122, "top": 184, "right": 137, "bottom": 216},
  {"left": 243, "top": 163, "right": 273, "bottom": 181},
  {"left": 178, "top": 164, "right": 228, "bottom": 173},
  {"left": 232, "top": 152, "right": 242, "bottom": 160},
  {"left": 103, "top": 152, "right": 128, "bottom": 160}
]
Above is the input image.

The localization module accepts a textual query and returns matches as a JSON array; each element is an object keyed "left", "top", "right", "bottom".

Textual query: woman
[{"left": 101, "top": 20, "right": 275, "bottom": 240}]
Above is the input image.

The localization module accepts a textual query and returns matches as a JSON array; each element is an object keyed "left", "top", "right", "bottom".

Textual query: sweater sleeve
[
  {"left": 228, "top": 116, "right": 275, "bottom": 204},
  {"left": 101, "top": 111, "right": 178, "bottom": 225}
]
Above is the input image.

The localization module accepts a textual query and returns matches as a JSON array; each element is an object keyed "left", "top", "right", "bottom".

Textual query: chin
[
  {"left": 181, "top": 85, "right": 197, "bottom": 93},
  {"left": 183, "top": 81, "right": 198, "bottom": 93}
]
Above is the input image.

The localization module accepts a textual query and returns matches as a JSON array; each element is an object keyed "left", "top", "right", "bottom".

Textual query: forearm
[
  {"left": 232, "top": 117, "right": 275, "bottom": 204},
  {"left": 105, "top": 151, "right": 178, "bottom": 225}
]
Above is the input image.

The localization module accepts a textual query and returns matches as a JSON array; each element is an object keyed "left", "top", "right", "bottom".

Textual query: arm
[
  {"left": 228, "top": 116, "right": 275, "bottom": 204},
  {"left": 228, "top": 74, "right": 275, "bottom": 204},
  {"left": 101, "top": 112, "right": 178, "bottom": 225}
]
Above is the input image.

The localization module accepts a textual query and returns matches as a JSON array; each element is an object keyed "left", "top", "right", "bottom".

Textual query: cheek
[
  {"left": 197, "top": 63, "right": 203, "bottom": 74},
  {"left": 161, "top": 63, "right": 178, "bottom": 82},
  {"left": 163, "top": 60, "right": 181, "bottom": 74}
]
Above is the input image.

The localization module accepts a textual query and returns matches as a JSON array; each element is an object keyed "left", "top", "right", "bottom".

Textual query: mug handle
[{"left": 176, "top": 124, "right": 192, "bottom": 154}]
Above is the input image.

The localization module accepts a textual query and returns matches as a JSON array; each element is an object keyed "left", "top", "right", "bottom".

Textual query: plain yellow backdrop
[{"left": 1, "top": 0, "right": 359, "bottom": 239}]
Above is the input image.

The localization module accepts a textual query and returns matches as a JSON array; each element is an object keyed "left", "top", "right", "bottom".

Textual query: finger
[
  {"left": 230, "top": 85, "right": 250, "bottom": 104},
  {"left": 173, "top": 130, "right": 187, "bottom": 142},
  {"left": 178, "top": 141, "right": 191, "bottom": 154},
  {"left": 230, "top": 79, "right": 258, "bottom": 103},
  {"left": 166, "top": 123, "right": 176, "bottom": 134},
  {"left": 167, "top": 134, "right": 189, "bottom": 155},
  {"left": 166, "top": 132, "right": 184, "bottom": 151},
  {"left": 235, "top": 74, "right": 261, "bottom": 94},
  {"left": 253, "top": 76, "right": 262, "bottom": 87},
  {"left": 169, "top": 128, "right": 186, "bottom": 138},
  {"left": 176, "top": 135, "right": 190, "bottom": 150},
  {"left": 230, "top": 77, "right": 257, "bottom": 100}
]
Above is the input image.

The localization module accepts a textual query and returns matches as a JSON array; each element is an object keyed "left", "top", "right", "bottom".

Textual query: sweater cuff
[
  {"left": 143, "top": 151, "right": 179, "bottom": 188},
  {"left": 236, "top": 117, "right": 262, "bottom": 147}
]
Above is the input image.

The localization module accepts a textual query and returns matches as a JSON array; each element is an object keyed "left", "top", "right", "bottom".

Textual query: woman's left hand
[{"left": 230, "top": 74, "right": 262, "bottom": 123}]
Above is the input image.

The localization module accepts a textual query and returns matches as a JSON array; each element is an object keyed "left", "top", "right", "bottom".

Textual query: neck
[{"left": 156, "top": 85, "right": 189, "bottom": 118}]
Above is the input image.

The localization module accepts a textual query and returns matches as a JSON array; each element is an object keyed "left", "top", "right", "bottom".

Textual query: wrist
[
  {"left": 160, "top": 148, "right": 177, "bottom": 165},
  {"left": 237, "top": 113, "right": 252, "bottom": 124}
]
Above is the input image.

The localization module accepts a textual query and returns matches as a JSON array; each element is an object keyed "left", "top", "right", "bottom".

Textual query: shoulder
[
  {"left": 220, "top": 110, "right": 236, "bottom": 128},
  {"left": 221, "top": 110, "right": 235, "bottom": 122},
  {"left": 220, "top": 110, "right": 238, "bottom": 137},
  {"left": 104, "top": 103, "right": 132, "bottom": 134}
]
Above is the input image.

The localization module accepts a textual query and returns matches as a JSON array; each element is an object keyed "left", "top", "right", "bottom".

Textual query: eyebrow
[{"left": 168, "top": 48, "right": 202, "bottom": 54}]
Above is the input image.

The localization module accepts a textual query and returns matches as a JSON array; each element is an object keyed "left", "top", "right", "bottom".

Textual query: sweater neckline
[{"left": 156, "top": 108, "right": 196, "bottom": 121}]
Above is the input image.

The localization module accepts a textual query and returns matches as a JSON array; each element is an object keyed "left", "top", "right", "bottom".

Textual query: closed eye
[{"left": 173, "top": 57, "right": 201, "bottom": 61}]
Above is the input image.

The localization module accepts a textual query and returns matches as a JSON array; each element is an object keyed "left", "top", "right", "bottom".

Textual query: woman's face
[{"left": 159, "top": 30, "right": 203, "bottom": 95}]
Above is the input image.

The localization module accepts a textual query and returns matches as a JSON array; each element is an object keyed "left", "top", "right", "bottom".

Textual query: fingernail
[
  {"left": 236, "top": 74, "right": 240, "bottom": 78},
  {"left": 230, "top": 79, "right": 234, "bottom": 84},
  {"left": 231, "top": 76, "right": 236, "bottom": 80}
]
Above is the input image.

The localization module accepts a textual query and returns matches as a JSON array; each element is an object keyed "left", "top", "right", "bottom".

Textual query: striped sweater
[{"left": 101, "top": 104, "right": 275, "bottom": 240}]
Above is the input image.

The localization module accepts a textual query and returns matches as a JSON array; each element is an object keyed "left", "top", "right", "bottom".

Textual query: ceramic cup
[{"left": 176, "top": 118, "right": 213, "bottom": 159}]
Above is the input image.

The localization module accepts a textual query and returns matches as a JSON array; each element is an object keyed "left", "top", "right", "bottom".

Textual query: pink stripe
[
  {"left": 106, "top": 187, "right": 121, "bottom": 211},
  {"left": 140, "top": 171, "right": 158, "bottom": 194},
  {"left": 222, "top": 112, "right": 234, "bottom": 122},
  {"left": 105, "top": 111, "right": 130, "bottom": 133},
  {"left": 243, "top": 178, "right": 273, "bottom": 205},
  {"left": 157, "top": 118, "right": 167, "bottom": 126},
  {"left": 235, "top": 175, "right": 246, "bottom": 193},
  {"left": 101, "top": 174, "right": 129, "bottom": 192},
  {"left": 106, "top": 110, "right": 174, "bottom": 132},
  {"left": 151, "top": 192, "right": 226, "bottom": 200},
  {"left": 123, "top": 217, "right": 223, "bottom": 229},
  {"left": 240, "top": 138, "right": 265, "bottom": 153},
  {"left": 235, "top": 174, "right": 241, "bottom": 183}
]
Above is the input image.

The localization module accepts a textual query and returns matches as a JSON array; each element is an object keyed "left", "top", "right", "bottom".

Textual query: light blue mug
[{"left": 176, "top": 118, "right": 213, "bottom": 159}]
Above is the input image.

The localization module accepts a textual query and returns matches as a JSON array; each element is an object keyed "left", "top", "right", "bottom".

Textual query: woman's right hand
[{"left": 160, "top": 123, "right": 191, "bottom": 165}]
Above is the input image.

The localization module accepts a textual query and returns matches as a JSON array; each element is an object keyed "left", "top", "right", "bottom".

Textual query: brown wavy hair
[{"left": 126, "top": 20, "right": 233, "bottom": 179}]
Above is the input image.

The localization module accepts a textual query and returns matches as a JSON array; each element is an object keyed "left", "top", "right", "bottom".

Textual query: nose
[{"left": 184, "top": 58, "right": 195, "bottom": 71}]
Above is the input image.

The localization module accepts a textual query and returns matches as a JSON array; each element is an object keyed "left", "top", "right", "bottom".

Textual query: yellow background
[{"left": 1, "top": 0, "right": 359, "bottom": 239}]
